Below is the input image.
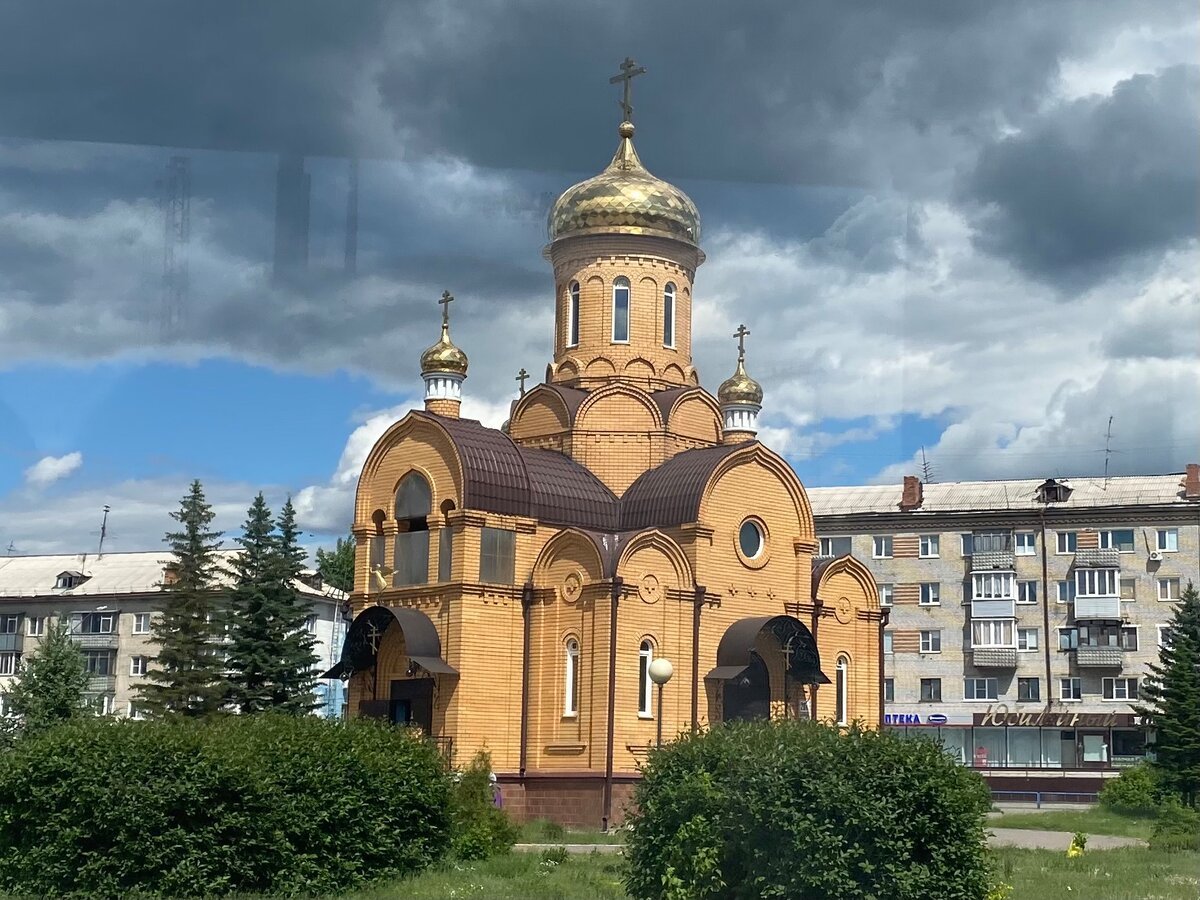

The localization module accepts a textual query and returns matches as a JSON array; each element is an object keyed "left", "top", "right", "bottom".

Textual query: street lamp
[{"left": 648, "top": 657, "right": 674, "bottom": 748}]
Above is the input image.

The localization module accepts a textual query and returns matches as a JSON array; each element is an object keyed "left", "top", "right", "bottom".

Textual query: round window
[{"left": 738, "top": 520, "right": 764, "bottom": 559}]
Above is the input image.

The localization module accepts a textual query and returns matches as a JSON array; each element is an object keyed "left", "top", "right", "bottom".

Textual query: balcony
[
  {"left": 0, "top": 633, "right": 22, "bottom": 653},
  {"left": 970, "top": 647, "right": 1018, "bottom": 668},
  {"left": 86, "top": 675, "right": 117, "bottom": 692},
  {"left": 972, "top": 598, "right": 1016, "bottom": 619},
  {"left": 1075, "top": 548, "right": 1120, "bottom": 568},
  {"left": 971, "top": 550, "right": 1015, "bottom": 572},
  {"left": 74, "top": 632, "right": 120, "bottom": 650},
  {"left": 1076, "top": 646, "right": 1125, "bottom": 668},
  {"left": 1074, "top": 596, "right": 1122, "bottom": 621}
]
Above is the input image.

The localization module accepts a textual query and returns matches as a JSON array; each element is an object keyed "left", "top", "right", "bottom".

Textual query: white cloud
[{"left": 23, "top": 452, "right": 83, "bottom": 488}]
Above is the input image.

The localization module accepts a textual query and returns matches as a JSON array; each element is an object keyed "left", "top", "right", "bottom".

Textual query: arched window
[
  {"left": 663, "top": 283, "right": 676, "bottom": 348},
  {"left": 836, "top": 655, "right": 849, "bottom": 726},
  {"left": 564, "top": 638, "right": 580, "bottom": 716},
  {"left": 567, "top": 281, "right": 580, "bottom": 348},
  {"left": 638, "top": 639, "right": 654, "bottom": 717},
  {"left": 393, "top": 473, "right": 432, "bottom": 586},
  {"left": 612, "top": 277, "right": 630, "bottom": 343},
  {"left": 369, "top": 509, "right": 387, "bottom": 573}
]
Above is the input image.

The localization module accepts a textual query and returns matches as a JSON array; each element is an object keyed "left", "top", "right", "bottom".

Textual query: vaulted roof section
[{"left": 621, "top": 442, "right": 746, "bottom": 530}]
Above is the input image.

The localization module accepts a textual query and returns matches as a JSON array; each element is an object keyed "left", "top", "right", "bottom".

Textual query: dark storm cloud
[{"left": 962, "top": 65, "right": 1200, "bottom": 284}]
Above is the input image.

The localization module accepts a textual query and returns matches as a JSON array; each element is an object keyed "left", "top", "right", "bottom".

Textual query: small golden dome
[
  {"left": 420, "top": 323, "right": 468, "bottom": 376},
  {"left": 548, "top": 123, "right": 701, "bottom": 246},
  {"left": 718, "top": 358, "right": 763, "bottom": 406}
]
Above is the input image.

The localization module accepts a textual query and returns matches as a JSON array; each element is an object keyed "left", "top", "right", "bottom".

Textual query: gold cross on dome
[
  {"left": 516, "top": 367, "right": 529, "bottom": 395},
  {"left": 438, "top": 290, "right": 454, "bottom": 326},
  {"left": 609, "top": 56, "right": 647, "bottom": 124},
  {"left": 733, "top": 324, "right": 750, "bottom": 360}
]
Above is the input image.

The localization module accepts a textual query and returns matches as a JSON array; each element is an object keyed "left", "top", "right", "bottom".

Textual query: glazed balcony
[
  {"left": 74, "top": 632, "right": 120, "bottom": 650},
  {"left": 1076, "top": 646, "right": 1125, "bottom": 668},
  {"left": 971, "top": 598, "right": 1016, "bottom": 619},
  {"left": 0, "top": 633, "right": 22, "bottom": 653},
  {"left": 970, "top": 647, "right": 1018, "bottom": 668},
  {"left": 1074, "top": 596, "right": 1122, "bottom": 622}
]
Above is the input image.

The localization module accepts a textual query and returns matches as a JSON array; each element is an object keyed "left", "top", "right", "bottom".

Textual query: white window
[
  {"left": 305, "top": 614, "right": 318, "bottom": 634},
  {"left": 819, "top": 536, "right": 852, "bottom": 557},
  {"left": 662, "top": 283, "right": 676, "bottom": 348},
  {"left": 611, "top": 277, "right": 630, "bottom": 343},
  {"left": 972, "top": 572, "right": 1015, "bottom": 600},
  {"left": 1102, "top": 678, "right": 1139, "bottom": 701},
  {"left": 971, "top": 620, "right": 1014, "bottom": 648},
  {"left": 0, "top": 615, "right": 19, "bottom": 634},
  {"left": 918, "top": 535, "right": 939, "bottom": 558},
  {"left": 883, "top": 631, "right": 893, "bottom": 654},
  {"left": 567, "top": 281, "right": 580, "bottom": 347},
  {"left": 0, "top": 653, "right": 17, "bottom": 676},
  {"left": 128, "top": 702, "right": 147, "bottom": 721},
  {"left": 1015, "top": 532, "right": 1036, "bottom": 556},
  {"left": 130, "top": 656, "right": 148, "bottom": 677},
  {"left": 76, "top": 613, "right": 115, "bottom": 634},
  {"left": 1120, "top": 626, "right": 1139, "bottom": 651},
  {"left": 1156, "top": 529, "right": 1178, "bottom": 552},
  {"left": 1017, "top": 581, "right": 1038, "bottom": 604},
  {"left": 1120, "top": 578, "right": 1137, "bottom": 601},
  {"left": 884, "top": 678, "right": 894, "bottom": 703},
  {"left": 1157, "top": 624, "right": 1172, "bottom": 648},
  {"left": 91, "top": 695, "right": 115, "bottom": 716},
  {"left": 133, "top": 613, "right": 151, "bottom": 635},
  {"left": 1158, "top": 578, "right": 1181, "bottom": 601},
  {"left": 835, "top": 656, "right": 849, "bottom": 726},
  {"left": 964, "top": 678, "right": 998, "bottom": 701},
  {"left": 1060, "top": 677, "right": 1082, "bottom": 701},
  {"left": 872, "top": 536, "right": 893, "bottom": 559},
  {"left": 919, "top": 583, "right": 940, "bottom": 606},
  {"left": 878, "top": 583, "right": 894, "bottom": 607},
  {"left": 1055, "top": 532, "right": 1077, "bottom": 554},
  {"left": 564, "top": 638, "right": 580, "bottom": 717},
  {"left": 1075, "top": 568, "right": 1117, "bottom": 597},
  {"left": 960, "top": 533, "right": 973, "bottom": 555},
  {"left": 1056, "top": 580, "right": 1075, "bottom": 603},
  {"left": 26, "top": 616, "right": 45, "bottom": 637},
  {"left": 1099, "top": 529, "right": 1135, "bottom": 552},
  {"left": 1017, "top": 627, "right": 1039, "bottom": 651},
  {"left": 919, "top": 630, "right": 941, "bottom": 653},
  {"left": 638, "top": 640, "right": 653, "bottom": 717}
]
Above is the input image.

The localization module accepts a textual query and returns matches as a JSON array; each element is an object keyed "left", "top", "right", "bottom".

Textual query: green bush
[
  {"left": 1099, "top": 763, "right": 1161, "bottom": 815},
  {"left": 625, "top": 720, "right": 993, "bottom": 900},
  {"left": 1149, "top": 801, "right": 1200, "bottom": 852},
  {"left": 0, "top": 715, "right": 451, "bottom": 897},
  {"left": 450, "top": 750, "right": 519, "bottom": 860}
]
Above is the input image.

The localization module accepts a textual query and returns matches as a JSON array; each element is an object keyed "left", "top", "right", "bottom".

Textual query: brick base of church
[{"left": 496, "top": 773, "right": 641, "bottom": 829}]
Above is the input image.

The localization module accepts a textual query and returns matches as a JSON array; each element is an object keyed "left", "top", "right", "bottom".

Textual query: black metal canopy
[
  {"left": 705, "top": 614, "right": 829, "bottom": 685},
  {"left": 320, "top": 605, "right": 458, "bottom": 680}
]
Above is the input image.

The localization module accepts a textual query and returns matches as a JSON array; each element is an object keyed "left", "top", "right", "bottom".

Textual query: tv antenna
[
  {"left": 1103, "top": 416, "right": 1114, "bottom": 489},
  {"left": 919, "top": 446, "right": 937, "bottom": 484}
]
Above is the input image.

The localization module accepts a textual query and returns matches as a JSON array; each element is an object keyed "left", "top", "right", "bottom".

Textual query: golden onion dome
[
  {"left": 548, "top": 122, "right": 701, "bottom": 246},
  {"left": 718, "top": 357, "right": 763, "bottom": 406},
  {"left": 420, "top": 322, "right": 469, "bottom": 376}
]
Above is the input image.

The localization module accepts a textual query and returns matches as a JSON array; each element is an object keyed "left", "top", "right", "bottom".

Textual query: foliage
[
  {"left": 624, "top": 720, "right": 993, "bottom": 900},
  {"left": 136, "top": 480, "right": 229, "bottom": 718},
  {"left": 0, "top": 715, "right": 451, "bottom": 898},
  {"left": 1137, "top": 580, "right": 1200, "bottom": 806},
  {"left": 450, "top": 751, "right": 519, "bottom": 861},
  {"left": 3, "top": 618, "right": 89, "bottom": 738},
  {"left": 1149, "top": 801, "right": 1200, "bottom": 852},
  {"left": 990, "top": 846, "right": 1200, "bottom": 900},
  {"left": 1099, "top": 762, "right": 1162, "bottom": 815},
  {"left": 1065, "top": 831, "right": 1087, "bottom": 857},
  {"left": 316, "top": 533, "right": 357, "bottom": 593}
]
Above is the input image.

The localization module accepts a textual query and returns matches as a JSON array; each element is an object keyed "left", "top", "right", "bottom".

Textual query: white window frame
[
  {"left": 819, "top": 536, "right": 852, "bottom": 557},
  {"left": 129, "top": 656, "right": 148, "bottom": 677},
  {"left": 1157, "top": 577, "right": 1181, "bottom": 601},
  {"left": 960, "top": 533, "right": 973, "bottom": 555},
  {"left": 1015, "top": 531, "right": 1036, "bottom": 556},
  {"left": 1120, "top": 578, "right": 1137, "bottom": 601},
  {"left": 611, "top": 277, "right": 630, "bottom": 344},
  {"left": 1102, "top": 677, "right": 1139, "bottom": 701},
  {"left": 972, "top": 572, "right": 1015, "bottom": 600},
  {"left": 1017, "top": 581, "right": 1038, "bottom": 604},
  {"left": 918, "top": 535, "right": 940, "bottom": 558},
  {"left": 964, "top": 677, "right": 999, "bottom": 701},
  {"left": 1156, "top": 624, "right": 1172, "bottom": 648},
  {"left": 872, "top": 535, "right": 893, "bottom": 559},
  {"left": 567, "top": 281, "right": 580, "bottom": 348},
  {"left": 132, "top": 613, "right": 151, "bottom": 635},
  {"left": 883, "top": 677, "right": 894, "bottom": 703},
  {"left": 1156, "top": 529, "right": 1178, "bottom": 552},
  {"left": 305, "top": 614, "right": 318, "bottom": 634},
  {"left": 127, "top": 702, "right": 147, "bottom": 721},
  {"left": 919, "top": 630, "right": 941, "bottom": 653},
  {"left": 662, "top": 282, "right": 676, "bottom": 349},
  {"left": 564, "top": 637, "right": 580, "bottom": 717},
  {"left": 638, "top": 639, "right": 654, "bottom": 718},
  {"left": 1060, "top": 677, "right": 1082, "bottom": 701},
  {"left": 919, "top": 582, "right": 940, "bottom": 606},
  {"left": 883, "top": 632, "right": 893, "bottom": 654},
  {"left": 1017, "top": 627, "right": 1039, "bottom": 651},
  {"left": 1099, "top": 529, "right": 1135, "bottom": 552},
  {"left": 1055, "top": 531, "right": 1077, "bottom": 554},
  {"left": 26, "top": 616, "right": 45, "bottom": 637},
  {"left": 1056, "top": 580, "right": 1075, "bottom": 603},
  {"left": 0, "top": 652, "right": 17, "bottom": 676},
  {"left": 1075, "top": 568, "right": 1117, "bottom": 598},
  {"left": 971, "top": 619, "right": 1015, "bottom": 649},
  {"left": 878, "top": 583, "right": 894, "bottom": 607}
]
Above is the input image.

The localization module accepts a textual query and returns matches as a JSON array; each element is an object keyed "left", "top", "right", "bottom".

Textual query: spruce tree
[
  {"left": 315, "top": 534, "right": 356, "bottom": 593},
  {"left": 137, "top": 480, "right": 229, "bottom": 718},
  {"left": 1137, "top": 580, "right": 1200, "bottom": 807},
  {"left": 5, "top": 619, "right": 89, "bottom": 736},
  {"left": 271, "top": 498, "right": 320, "bottom": 714},
  {"left": 226, "top": 493, "right": 278, "bottom": 714}
]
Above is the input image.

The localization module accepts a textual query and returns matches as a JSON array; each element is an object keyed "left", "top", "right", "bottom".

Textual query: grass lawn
[
  {"left": 990, "top": 807, "right": 1156, "bottom": 839},
  {"left": 519, "top": 819, "right": 626, "bottom": 844}
]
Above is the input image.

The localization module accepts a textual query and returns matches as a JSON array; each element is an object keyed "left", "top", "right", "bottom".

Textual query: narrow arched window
[
  {"left": 638, "top": 639, "right": 654, "bottom": 716},
  {"left": 612, "top": 277, "right": 630, "bottom": 343},
  {"left": 567, "top": 281, "right": 580, "bottom": 348},
  {"left": 836, "top": 656, "right": 849, "bottom": 726},
  {"left": 565, "top": 638, "right": 580, "bottom": 716},
  {"left": 393, "top": 473, "right": 432, "bottom": 586},
  {"left": 663, "top": 283, "right": 676, "bottom": 348}
]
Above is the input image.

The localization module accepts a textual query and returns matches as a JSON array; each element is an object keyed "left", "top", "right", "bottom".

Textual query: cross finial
[
  {"left": 733, "top": 324, "right": 750, "bottom": 361},
  {"left": 609, "top": 56, "right": 647, "bottom": 124},
  {"left": 438, "top": 290, "right": 454, "bottom": 326},
  {"left": 516, "top": 367, "right": 529, "bottom": 395}
]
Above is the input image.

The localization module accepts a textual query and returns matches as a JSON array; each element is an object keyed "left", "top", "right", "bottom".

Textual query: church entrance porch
[{"left": 390, "top": 678, "right": 434, "bottom": 731}]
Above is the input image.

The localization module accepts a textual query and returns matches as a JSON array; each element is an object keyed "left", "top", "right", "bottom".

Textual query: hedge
[
  {"left": 0, "top": 715, "right": 451, "bottom": 898},
  {"left": 625, "top": 720, "right": 993, "bottom": 900}
]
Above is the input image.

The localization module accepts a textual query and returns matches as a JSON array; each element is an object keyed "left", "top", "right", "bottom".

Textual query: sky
[{"left": 0, "top": 0, "right": 1197, "bottom": 558}]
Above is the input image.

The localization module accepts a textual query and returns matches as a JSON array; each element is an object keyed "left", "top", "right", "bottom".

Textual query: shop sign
[
  {"left": 973, "top": 705, "right": 1137, "bottom": 728},
  {"left": 883, "top": 712, "right": 965, "bottom": 726}
]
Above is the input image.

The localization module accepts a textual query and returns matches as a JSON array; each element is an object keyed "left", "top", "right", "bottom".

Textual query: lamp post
[{"left": 648, "top": 657, "right": 674, "bottom": 749}]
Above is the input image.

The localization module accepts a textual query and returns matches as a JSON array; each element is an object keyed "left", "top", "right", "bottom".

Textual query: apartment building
[
  {"left": 808, "top": 464, "right": 1200, "bottom": 793},
  {"left": 0, "top": 551, "right": 349, "bottom": 719}
]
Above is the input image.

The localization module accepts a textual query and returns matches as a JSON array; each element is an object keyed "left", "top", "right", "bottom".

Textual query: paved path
[{"left": 516, "top": 843, "right": 623, "bottom": 855}]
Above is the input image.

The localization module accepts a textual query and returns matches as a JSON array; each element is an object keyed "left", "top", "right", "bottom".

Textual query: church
[{"left": 329, "top": 59, "right": 884, "bottom": 826}]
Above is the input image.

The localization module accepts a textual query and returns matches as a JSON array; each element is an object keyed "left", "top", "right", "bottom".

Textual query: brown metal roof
[
  {"left": 521, "top": 447, "right": 620, "bottom": 531},
  {"left": 541, "top": 383, "right": 589, "bottom": 422},
  {"left": 621, "top": 442, "right": 747, "bottom": 530},
  {"left": 649, "top": 386, "right": 690, "bottom": 425}
]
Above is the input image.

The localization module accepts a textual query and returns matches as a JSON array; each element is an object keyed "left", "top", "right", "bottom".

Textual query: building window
[
  {"left": 973, "top": 531, "right": 1012, "bottom": 553},
  {"left": 1102, "top": 678, "right": 1139, "bottom": 701},
  {"left": 567, "top": 281, "right": 580, "bottom": 347},
  {"left": 819, "top": 536, "right": 852, "bottom": 557},
  {"left": 738, "top": 519, "right": 765, "bottom": 560},
  {"left": 1060, "top": 677, "right": 1082, "bottom": 701},
  {"left": 0, "top": 653, "right": 17, "bottom": 676},
  {"left": 305, "top": 614, "right": 318, "bottom": 634},
  {"left": 1075, "top": 568, "right": 1117, "bottom": 597},
  {"left": 26, "top": 616, "right": 45, "bottom": 637},
  {"left": 920, "top": 678, "right": 941, "bottom": 703},
  {"left": 1120, "top": 626, "right": 1139, "bottom": 651},
  {"left": 75, "top": 612, "right": 115, "bottom": 635},
  {"left": 662, "top": 283, "right": 676, "bottom": 348},
  {"left": 884, "top": 678, "right": 894, "bottom": 703},
  {"left": 1158, "top": 578, "right": 1181, "bottom": 601},
  {"left": 564, "top": 638, "right": 580, "bottom": 717},
  {"left": 438, "top": 528, "right": 453, "bottom": 583},
  {"left": 1017, "top": 581, "right": 1038, "bottom": 604},
  {"left": 918, "top": 535, "right": 939, "bottom": 558},
  {"left": 132, "top": 613, "right": 151, "bottom": 634},
  {"left": 972, "top": 572, "right": 1015, "bottom": 600},
  {"left": 1156, "top": 529, "right": 1178, "bottom": 552},
  {"left": 1099, "top": 529, "right": 1135, "bottom": 552},
  {"left": 878, "top": 583, "right": 894, "bottom": 607},
  {"left": 90, "top": 695, "right": 115, "bottom": 716},
  {"left": 872, "top": 536, "right": 893, "bottom": 558},
  {"left": 883, "top": 632, "right": 893, "bottom": 654},
  {"left": 1157, "top": 624, "right": 1172, "bottom": 648},
  {"left": 960, "top": 533, "right": 973, "bottom": 555},
  {"left": 1059, "top": 627, "right": 1079, "bottom": 651},
  {"left": 393, "top": 473, "right": 432, "bottom": 586},
  {"left": 479, "top": 527, "right": 516, "bottom": 585},
  {"left": 612, "top": 277, "right": 630, "bottom": 343},
  {"left": 919, "top": 583, "right": 940, "bottom": 606},
  {"left": 130, "top": 656, "right": 148, "bottom": 677},
  {"left": 83, "top": 650, "right": 115, "bottom": 676},
  {"left": 1120, "top": 578, "right": 1136, "bottom": 601},
  {"left": 1017, "top": 677, "right": 1040, "bottom": 702},
  {"left": 128, "top": 702, "right": 147, "bottom": 721},
  {"left": 55, "top": 571, "right": 86, "bottom": 590},
  {"left": 1017, "top": 627, "right": 1039, "bottom": 651},
  {"left": 964, "top": 678, "right": 999, "bottom": 701},
  {"left": 1055, "top": 531, "right": 1077, "bottom": 554},
  {"left": 919, "top": 630, "right": 941, "bottom": 653},
  {"left": 1015, "top": 532, "right": 1036, "bottom": 555},
  {"left": 1056, "top": 580, "right": 1075, "bottom": 603},
  {"left": 638, "top": 640, "right": 654, "bottom": 717},
  {"left": 0, "top": 615, "right": 19, "bottom": 634},
  {"left": 835, "top": 656, "right": 849, "bottom": 726},
  {"left": 971, "top": 620, "right": 1014, "bottom": 648}
]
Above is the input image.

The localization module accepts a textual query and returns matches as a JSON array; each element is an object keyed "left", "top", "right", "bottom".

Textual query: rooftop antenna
[
  {"left": 97, "top": 505, "right": 111, "bottom": 557},
  {"left": 1103, "top": 415, "right": 1114, "bottom": 489},
  {"left": 5, "top": 541, "right": 16, "bottom": 556},
  {"left": 919, "top": 446, "right": 937, "bottom": 484}
]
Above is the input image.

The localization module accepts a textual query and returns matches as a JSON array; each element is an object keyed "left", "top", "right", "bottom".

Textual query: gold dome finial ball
[
  {"left": 420, "top": 325, "right": 469, "bottom": 376},
  {"left": 618, "top": 121, "right": 635, "bottom": 139},
  {"left": 718, "top": 358, "right": 763, "bottom": 406}
]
